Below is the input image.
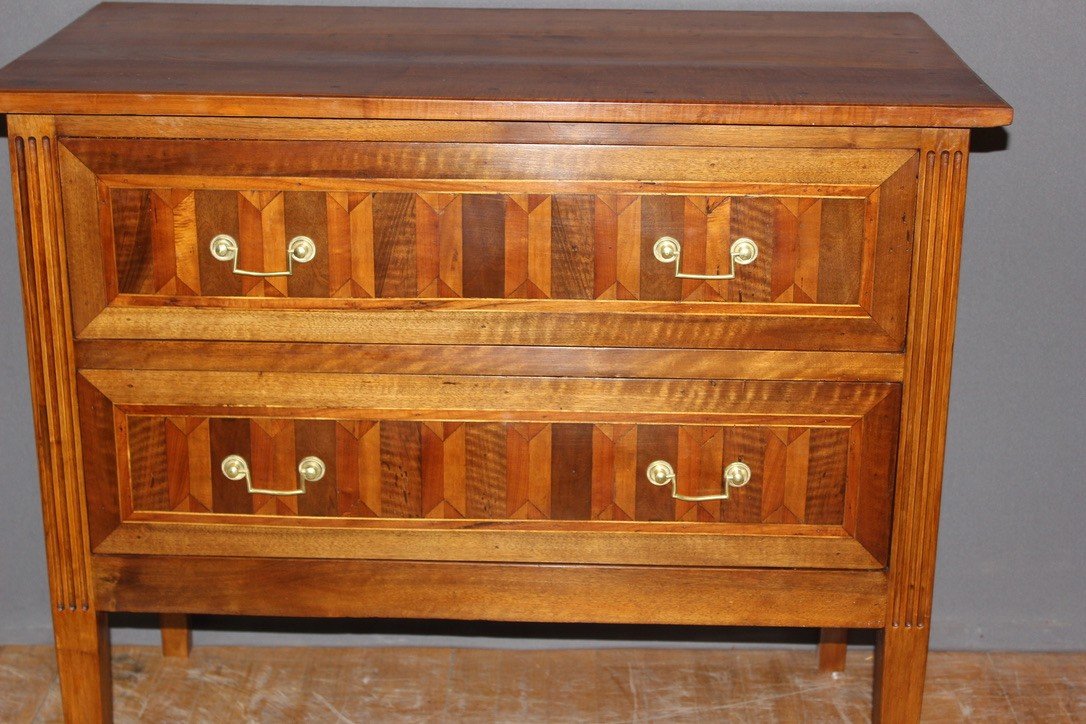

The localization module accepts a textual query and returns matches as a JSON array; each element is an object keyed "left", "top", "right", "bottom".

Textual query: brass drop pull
[
  {"left": 653, "top": 236, "right": 758, "bottom": 280},
  {"left": 645, "top": 460, "right": 752, "bottom": 502},
  {"left": 220, "top": 454, "right": 326, "bottom": 496},
  {"left": 209, "top": 234, "right": 317, "bottom": 277}
]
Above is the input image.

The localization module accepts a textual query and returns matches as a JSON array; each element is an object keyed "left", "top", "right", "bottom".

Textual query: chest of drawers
[{"left": 0, "top": 5, "right": 1010, "bottom": 722}]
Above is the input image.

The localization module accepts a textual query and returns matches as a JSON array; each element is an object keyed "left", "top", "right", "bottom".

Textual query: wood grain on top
[{"left": 0, "top": 3, "right": 1012, "bottom": 126}]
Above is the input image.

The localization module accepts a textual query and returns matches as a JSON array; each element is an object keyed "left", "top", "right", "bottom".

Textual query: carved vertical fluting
[
  {"left": 875, "top": 130, "right": 969, "bottom": 724},
  {"left": 10, "top": 115, "right": 111, "bottom": 723},
  {"left": 890, "top": 141, "right": 967, "bottom": 630}
]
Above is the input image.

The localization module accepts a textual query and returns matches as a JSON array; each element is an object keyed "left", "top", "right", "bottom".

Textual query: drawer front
[
  {"left": 107, "top": 188, "right": 865, "bottom": 304},
  {"left": 60, "top": 137, "right": 918, "bottom": 351},
  {"left": 77, "top": 370, "right": 900, "bottom": 569},
  {"left": 127, "top": 417, "right": 853, "bottom": 525}
]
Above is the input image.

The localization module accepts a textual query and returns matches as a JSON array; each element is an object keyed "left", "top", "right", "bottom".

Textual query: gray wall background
[{"left": 0, "top": 0, "right": 1082, "bottom": 652}]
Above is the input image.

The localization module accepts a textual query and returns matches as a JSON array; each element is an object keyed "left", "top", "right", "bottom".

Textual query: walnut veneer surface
[{"left": 0, "top": 4, "right": 1011, "bottom": 723}]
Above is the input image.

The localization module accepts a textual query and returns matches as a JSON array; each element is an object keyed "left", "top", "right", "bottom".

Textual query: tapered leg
[
  {"left": 873, "top": 626, "right": 930, "bottom": 723},
  {"left": 818, "top": 627, "right": 847, "bottom": 672},
  {"left": 160, "top": 614, "right": 193, "bottom": 658},
  {"left": 871, "top": 130, "right": 970, "bottom": 723},
  {"left": 11, "top": 115, "right": 115, "bottom": 722},
  {"left": 53, "top": 610, "right": 112, "bottom": 724}
]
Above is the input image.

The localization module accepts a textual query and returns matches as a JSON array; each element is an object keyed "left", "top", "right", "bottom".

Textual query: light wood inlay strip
[
  {"left": 107, "top": 295, "right": 871, "bottom": 316},
  {"left": 100, "top": 176, "right": 877, "bottom": 198}
]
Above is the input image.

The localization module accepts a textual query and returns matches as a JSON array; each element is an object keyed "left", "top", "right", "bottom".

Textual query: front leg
[
  {"left": 871, "top": 131, "right": 970, "bottom": 723},
  {"left": 10, "top": 114, "right": 114, "bottom": 723},
  {"left": 52, "top": 609, "right": 113, "bottom": 723},
  {"left": 873, "top": 626, "right": 929, "bottom": 723}
]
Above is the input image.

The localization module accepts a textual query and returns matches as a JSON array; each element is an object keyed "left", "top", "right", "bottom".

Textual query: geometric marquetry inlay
[
  {"left": 107, "top": 189, "right": 869, "bottom": 304},
  {"left": 126, "top": 416, "right": 859, "bottom": 525}
]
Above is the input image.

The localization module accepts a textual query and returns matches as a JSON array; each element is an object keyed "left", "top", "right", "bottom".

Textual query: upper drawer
[{"left": 59, "top": 137, "right": 918, "bottom": 351}]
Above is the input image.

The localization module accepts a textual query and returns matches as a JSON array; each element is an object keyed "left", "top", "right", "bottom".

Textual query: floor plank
[
  {"left": 0, "top": 645, "right": 56, "bottom": 722},
  {"left": 3, "top": 644, "right": 1082, "bottom": 722}
]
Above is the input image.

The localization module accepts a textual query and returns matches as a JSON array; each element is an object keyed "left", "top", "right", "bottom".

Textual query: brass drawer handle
[
  {"left": 653, "top": 236, "right": 758, "bottom": 280},
  {"left": 645, "top": 460, "right": 751, "bottom": 502},
  {"left": 209, "top": 234, "right": 317, "bottom": 277},
  {"left": 220, "top": 454, "right": 326, "bottom": 496}
]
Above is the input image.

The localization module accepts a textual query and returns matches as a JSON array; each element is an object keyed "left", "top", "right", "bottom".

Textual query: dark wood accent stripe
[
  {"left": 207, "top": 419, "right": 251, "bottom": 515},
  {"left": 635, "top": 425, "right": 678, "bottom": 522},
  {"left": 461, "top": 194, "right": 506, "bottom": 298},
  {"left": 550, "top": 424, "right": 593, "bottom": 520}
]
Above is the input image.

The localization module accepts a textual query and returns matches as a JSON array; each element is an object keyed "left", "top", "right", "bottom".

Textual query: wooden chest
[{"left": 0, "top": 5, "right": 1011, "bottom": 721}]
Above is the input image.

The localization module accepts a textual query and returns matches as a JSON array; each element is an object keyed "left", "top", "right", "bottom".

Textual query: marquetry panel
[
  {"left": 103, "top": 188, "right": 871, "bottom": 304},
  {"left": 123, "top": 416, "right": 875, "bottom": 527},
  {"left": 59, "top": 140, "right": 916, "bottom": 349}
]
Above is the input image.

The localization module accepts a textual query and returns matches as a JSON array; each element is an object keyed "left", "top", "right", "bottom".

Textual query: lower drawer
[
  {"left": 76, "top": 371, "right": 899, "bottom": 569},
  {"left": 128, "top": 416, "right": 865, "bottom": 525}
]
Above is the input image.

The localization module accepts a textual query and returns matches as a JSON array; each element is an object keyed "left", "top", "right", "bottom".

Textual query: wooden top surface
[{"left": 0, "top": 3, "right": 1012, "bottom": 127}]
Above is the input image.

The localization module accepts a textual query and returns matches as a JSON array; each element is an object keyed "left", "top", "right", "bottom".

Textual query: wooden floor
[{"left": 1, "top": 645, "right": 1083, "bottom": 722}]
